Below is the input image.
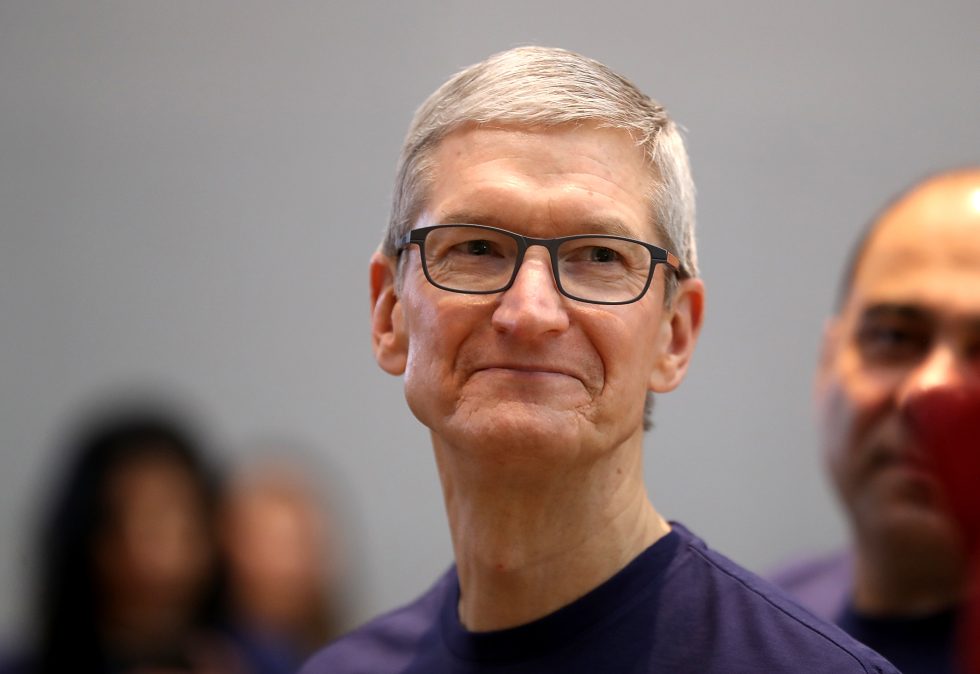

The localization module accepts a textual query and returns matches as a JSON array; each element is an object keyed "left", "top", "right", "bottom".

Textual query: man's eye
[
  {"left": 857, "top": 324, "right": 930, "bottom": 363},
  {"left": 587, "top": 246, "right": 619, "bottom": 263},
  {"left": 565, "top": 245, "right": 622, "bottom": 264},
  {"left": 464, "top": 240, "right": 493, "bottom": 256},
  {"left": 444, "top": 239, "right": 497, "bottom": 257}
]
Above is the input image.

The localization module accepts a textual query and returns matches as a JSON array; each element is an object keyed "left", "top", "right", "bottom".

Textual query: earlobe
[
  {"left": 370, "top": 251, "right": 408, "bottom": 375},
  {"left": 648, "top": 278, "right": 705, "bottom": 393}
]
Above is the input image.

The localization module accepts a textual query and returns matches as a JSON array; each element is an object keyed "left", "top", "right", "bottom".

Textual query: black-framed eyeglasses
[{"left": 397, "top": 224, "right": 679, "bottom": 305}]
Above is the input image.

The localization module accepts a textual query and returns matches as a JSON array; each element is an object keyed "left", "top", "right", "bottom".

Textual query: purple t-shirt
[
  {"left": 301, "top": 524, "right": 896, "bottom": 673},
  {"left": 770, "top": 549, "right": 958, "bottom": 674}
]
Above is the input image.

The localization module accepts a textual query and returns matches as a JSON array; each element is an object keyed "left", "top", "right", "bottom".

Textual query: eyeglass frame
[{"left": 396, "top": 223, "right": 681, "bottom": 306}]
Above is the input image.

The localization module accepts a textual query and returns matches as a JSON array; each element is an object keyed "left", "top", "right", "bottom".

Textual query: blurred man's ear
[
  {"left": 370, "top": 251, "right": 408, "bottom": 375},
  {"left": 814, "top": 317, "right": 841, "bottom": 398},
  {"left": 648, "top": 277, "right": 705, "bottom": 393}
]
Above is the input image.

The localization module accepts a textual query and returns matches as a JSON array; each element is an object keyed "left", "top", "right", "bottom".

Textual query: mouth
[
  {"left": 473, "top": 366, "right": 582, "bottom": 386},
  {"left": 457, "top": 348, "right": 601, "bottom": 394},
  {"left": 475, "top": 362, "right": 580, "bottom": 376},
  {"left": 867, "top": 444, "right": 937, "bottom": 483}
]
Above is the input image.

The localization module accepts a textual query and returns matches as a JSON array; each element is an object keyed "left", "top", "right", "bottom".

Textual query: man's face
[
  {"left": 818, "top": 175, "right": 980, "bottom": 552},
  {"left": 372, "top": 124, "right": 702, "bottom": 466}
]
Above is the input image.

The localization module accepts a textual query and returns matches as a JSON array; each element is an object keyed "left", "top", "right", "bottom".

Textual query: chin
[
  {"left": 440, "top": 399, "right": 600, "bottom": 462},
  {"left": 861, "top": 500, "right": 963, "bottom": 554}
]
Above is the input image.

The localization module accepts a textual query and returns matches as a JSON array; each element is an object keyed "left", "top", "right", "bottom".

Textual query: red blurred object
[
  {"left": 907, "top": 385, "right": 980, "bottom": 673},
  {"left": 909, "top": 386, "right": 980, "bottom": 549},
  {"left": 964, "top": 560, "right": 980, "bottom": 674}
]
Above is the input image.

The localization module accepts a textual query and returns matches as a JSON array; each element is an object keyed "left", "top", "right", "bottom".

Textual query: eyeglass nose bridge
[{"left": 498, "top": 236, "right": 567, "bottom": 296}]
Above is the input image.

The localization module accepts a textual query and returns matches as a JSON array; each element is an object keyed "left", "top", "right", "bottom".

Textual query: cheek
[
  {"left": 584, "top": 312, "right": 651, "bottom": 400},
  {"left": 819, "top": 361, "right": 898, "bottom": 473},
  {"left": 401, "top": 296, "right": 478, "bottom": 416},
  {"left": 405, "top": 297, "right": 462, "bottom": 373},
  {"left": 819, "top": 379, "right": 858, "bottom": 482}
]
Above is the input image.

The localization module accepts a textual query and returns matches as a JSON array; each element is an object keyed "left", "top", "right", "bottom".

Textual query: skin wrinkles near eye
[{"left": 434, "top": 210, "right": 640, "bottom": 241}]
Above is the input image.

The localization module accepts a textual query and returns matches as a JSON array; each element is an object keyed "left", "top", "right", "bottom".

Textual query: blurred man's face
[
  {"left": 372, "top": 124, "right": 702, "bottom": 466},
  {"left": 817, "top": 175, "right": 980, "bottom": 553}
]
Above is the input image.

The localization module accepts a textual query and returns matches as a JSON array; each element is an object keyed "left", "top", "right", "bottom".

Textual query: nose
[
  {"left": 898, "top": 344, "right": 975, "bottom": 410},
  {"left": 895, "top": 341, "right": 980, "bottom": 448},
  {"left": 491, "top": 247, "right": 570, "bottom": 338}
]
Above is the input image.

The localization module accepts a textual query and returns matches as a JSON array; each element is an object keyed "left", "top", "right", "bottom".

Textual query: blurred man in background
[{"left": 772, "top": 167, "right": 980, "bottom": 673}]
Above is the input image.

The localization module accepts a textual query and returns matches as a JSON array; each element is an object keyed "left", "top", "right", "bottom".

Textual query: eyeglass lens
[{"left": 420, "top": 225, "right": 654, "bottom": 303}]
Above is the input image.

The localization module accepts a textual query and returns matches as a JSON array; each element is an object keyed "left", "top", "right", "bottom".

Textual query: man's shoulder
[
  {"left": 299, "top": 568, "right": 454, "bottom": 674},
  {"left": 666, "top": 524, "right": 895, "bottom": 673},
  {"left": 766, "top": 546, "right": 853, "bottom": 620}
]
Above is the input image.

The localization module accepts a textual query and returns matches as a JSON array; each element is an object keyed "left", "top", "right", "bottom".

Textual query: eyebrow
[
  {"left": 857, "top": 303, "right": 980, "bottom": 345},
  {"left": 859, "top": 304, "right": 935, "bottom": 324},
  {"left": 435, "top": 211, "right": 640, "bottom": 239}
]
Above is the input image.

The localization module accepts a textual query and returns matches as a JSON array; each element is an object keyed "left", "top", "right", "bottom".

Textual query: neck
[
  {"left": 433, "top": 432, "right": 669, "bottom": 632},
  {"left": 852, "top": 530, "right": 966, "bottom": 617}
]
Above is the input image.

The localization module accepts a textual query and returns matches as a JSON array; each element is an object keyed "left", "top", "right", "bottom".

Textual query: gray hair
[{"left": 383, "top": 46, "right": 698, "bottom": 282}]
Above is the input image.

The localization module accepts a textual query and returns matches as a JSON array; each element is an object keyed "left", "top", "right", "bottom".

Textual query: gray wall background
[{"left": 1, "top": 0, "right": 978, "bottom": 641}]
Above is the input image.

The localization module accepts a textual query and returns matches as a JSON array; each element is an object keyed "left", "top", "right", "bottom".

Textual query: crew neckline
[{"left": 440, "top": 528, "right": 681, "bottom": 663}]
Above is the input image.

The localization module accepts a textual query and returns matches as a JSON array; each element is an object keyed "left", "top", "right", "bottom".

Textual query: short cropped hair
[
  {"left": 383, "top": 46, "right": 698, "bottom": 284},
  {"left": 835, "top": 166, "right": 980, "bottom": 312}
]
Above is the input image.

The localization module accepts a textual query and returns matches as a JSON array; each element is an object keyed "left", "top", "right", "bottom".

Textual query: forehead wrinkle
[
  {"left": 437, "top": 162, "right": 643, "bottom": 205},
  {"left": 545, "top": 196, "right": 637, "bottom": 238},
  {"left": 431, "top": 209, "right": 639, "bottom": 239},
  {"left": 428, "top": 184, "right": 644, "bottom": 238}
]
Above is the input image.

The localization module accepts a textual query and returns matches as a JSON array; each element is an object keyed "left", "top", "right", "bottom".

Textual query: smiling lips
[
  {"left": 476, "top": 364, "right": 582, "bottom": 379},
  {"left": 458, "top": 347, "right": 603, "bottom": 394},
  {"left": 465, "top": 362, "right": 597, "bottom": 397}
]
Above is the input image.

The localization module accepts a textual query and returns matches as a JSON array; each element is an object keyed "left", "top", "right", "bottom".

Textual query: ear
[
  {"left": 648, "top": 277, "right": 705, "bottom": 393},
  {"left": 814, "top": 317, "right": 840, "bottom": 398},
  {"left": 370, "top": 250, "right": 408, "bottom": 375}
]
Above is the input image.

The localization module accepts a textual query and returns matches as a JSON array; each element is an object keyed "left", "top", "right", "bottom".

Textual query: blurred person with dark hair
[
  {"left": 0, "top": 403, "right": 238, "bottom": 674},
  {"left": 218, "top": 455, "right": 347, "bottom": 674},
  {"left": 771, "top": 167, "right": 980, "bottom": 673}
]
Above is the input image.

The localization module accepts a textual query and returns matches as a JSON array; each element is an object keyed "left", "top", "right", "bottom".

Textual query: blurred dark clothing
[
  {"left": 0, "top": 651, "right": 30, "bottom": 674},
  {"left": 769, "top": 549, "right": 853, "bottom": 622},
  {"left": 771, "top": 549, "right": 958, "bottom": 674},
  {"left": 223, "top": 623, "right": 303, "bottom": 674}
]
